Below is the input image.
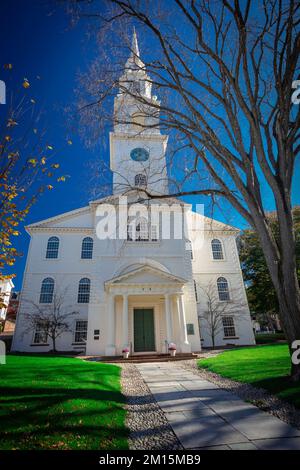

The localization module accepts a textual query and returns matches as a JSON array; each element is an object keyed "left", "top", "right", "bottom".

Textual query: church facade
[{"left": 12, "top": 34, "right": 255, "bottom": 356}]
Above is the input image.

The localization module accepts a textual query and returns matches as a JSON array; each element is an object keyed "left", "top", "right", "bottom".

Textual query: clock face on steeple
[{"left": 130, "top": 147, "right": 149, "bottom": 162}]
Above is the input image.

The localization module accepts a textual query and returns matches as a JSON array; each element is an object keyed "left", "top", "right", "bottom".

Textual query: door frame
[{"left": 131, "top": 304, "right": 158, "bottom": 354}]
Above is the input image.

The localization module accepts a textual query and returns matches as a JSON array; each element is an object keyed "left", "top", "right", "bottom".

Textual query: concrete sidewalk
[{"left": 136, "top": 362, "right": 300, "bottom": 450}]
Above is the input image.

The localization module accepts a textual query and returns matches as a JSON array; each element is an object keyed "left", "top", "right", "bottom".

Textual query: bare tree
[
  {"left": 70, "top": 0, "right": 300, "bottom": 379},
  {"left": 23, "top": 291, "right": 77, "bottom": 352},
  {"left": 198, "top": 281, "right": 248, "bottom": 348}
]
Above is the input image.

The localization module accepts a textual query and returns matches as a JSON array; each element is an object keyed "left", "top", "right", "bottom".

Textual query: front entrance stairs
[{"left": 81, "top": 352, "right": 199, "bottom": 363}]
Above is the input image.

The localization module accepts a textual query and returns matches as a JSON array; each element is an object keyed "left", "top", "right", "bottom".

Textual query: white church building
[{"left": 12, "top": 33, "right": 255, "bottom": 356}]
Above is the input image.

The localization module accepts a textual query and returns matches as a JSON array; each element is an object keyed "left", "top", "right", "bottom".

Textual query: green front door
[{"left": 134, "top": 308, "right": 155, "bottom": 352}]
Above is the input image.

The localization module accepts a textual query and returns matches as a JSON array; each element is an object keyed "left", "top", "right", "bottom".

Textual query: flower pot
[
  {"left": 123, "top": 351, "right": 129, "bottom": 359},
  {"left": 169, "top": 349, "right": 176, "bottom": 357}
]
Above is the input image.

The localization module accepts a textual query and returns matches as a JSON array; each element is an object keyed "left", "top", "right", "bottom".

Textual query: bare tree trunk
[{"left": 254, "top": 203, "right": 300, "bottom": 381}]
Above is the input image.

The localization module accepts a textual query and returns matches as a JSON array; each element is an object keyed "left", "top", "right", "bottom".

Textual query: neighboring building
[
  {"left": 3, "top": 292, "right": 19, "bottom": 333},
  {"left": 12, "top": 33, "right": 255, "bottom": 355},
  {"left": 0, "top": 278, "right": 14, "bottom": 332}
]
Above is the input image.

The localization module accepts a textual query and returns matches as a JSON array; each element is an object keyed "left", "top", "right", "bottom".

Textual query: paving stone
[
  {"left": 197, "top": 445, "right": 230, "bottom": 450},
  {"left": 228, "top": 413, "right": 300, "bottom": 440},
  {"left": 157, "top": 397, "right": 207, "bottom": 412},
  {"left": 228, "top": 442, "right": 258, "bottom": 450},
  {"left": 170, "top": 415, "right": 250, "bottom": 448},
  {"left": 252, "top": 437, "right": 300, "bottom": 450}
]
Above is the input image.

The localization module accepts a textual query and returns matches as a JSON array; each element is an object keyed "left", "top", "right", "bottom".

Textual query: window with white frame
[
  {"left": 217, "top": 277, "right": 230, "bottom": 301},
  {"left": 33, "top": 322, "right": 48, "bottom": 344},
  {"left": 77, "top": 278, "right": 91, "bottom": 303},
  {"left": 74, "top": 320, "right": 88, "bottom": 343},
  {"left": 39, "top": 278, "right": 54, "bottom": 303},
  {"left": 186, "top": 240, "right": 193, "bottom": 259},
  {"left": 127, "top": 217, "right": 158, "bottom": 242},
  {"left": 46, "top": 236, "right": 59, "bottom": 259},
  {"left": 81, "top": 237, "right": 93, "bottom": 259},
  {"left": 134, "top": 174, "right": 147, "bottom": 187},
  {"left": 211, "top": 239, "right": 224, "bottom": 260},
  {"left": 222, "top": 316, "right": 236, "bottom": 337}
]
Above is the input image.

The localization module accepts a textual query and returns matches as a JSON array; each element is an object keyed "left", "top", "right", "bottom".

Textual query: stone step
[{"left": 83, "top": 352, "right": 198, "bottom": 363}]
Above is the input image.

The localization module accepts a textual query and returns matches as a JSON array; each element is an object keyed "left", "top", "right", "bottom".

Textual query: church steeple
[{"left": 110, "top": 30, "right": 169, "bottom": 196}]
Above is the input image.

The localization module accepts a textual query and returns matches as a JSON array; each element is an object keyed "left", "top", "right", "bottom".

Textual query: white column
[
  {"left": 122, "top": 294, "right": 129, "bottom": 349},
  {"left": 178, "top": 294, "right": 191, "bottom": 352},
  {"left": 165, "top": 293, "right": 173, "bottom": 343},
  {"left": 105, "top": 293, "right": 116, "bottom": 356}
]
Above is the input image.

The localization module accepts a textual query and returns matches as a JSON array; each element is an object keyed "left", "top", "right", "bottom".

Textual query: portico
[{"left": 104, "top": 265, "right": 191, "bottom": 356}]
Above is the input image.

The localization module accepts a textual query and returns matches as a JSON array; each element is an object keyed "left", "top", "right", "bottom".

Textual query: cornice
[{"left": 27, "top": 227, "right": 94, "bottom": 234}]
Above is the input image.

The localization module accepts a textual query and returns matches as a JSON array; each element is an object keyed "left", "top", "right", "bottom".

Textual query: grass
[
  {"left": 0, "top": 354, "right": 128, "bottom": 450},
  {"left": 199, "top": 344, "right": 300, "bottom": 409}
]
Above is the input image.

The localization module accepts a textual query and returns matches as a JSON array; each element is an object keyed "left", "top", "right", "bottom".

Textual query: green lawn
[
  {"left": 199, "top": 344, "right": 300, "bottom": 408},
  {"left": 0, "top": 354, "right": 128, "bottom": 450}
]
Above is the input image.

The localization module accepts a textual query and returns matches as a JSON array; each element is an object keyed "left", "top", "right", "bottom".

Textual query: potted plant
[
  {"left": 168, "top": 343, "right": 176, "bottom": 357},
  {"left": 122, "top": 347, "right": 130, "bottom": 359}
]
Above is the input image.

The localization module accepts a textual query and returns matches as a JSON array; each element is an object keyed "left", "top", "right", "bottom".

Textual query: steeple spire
[
  {"left": 125, "top": 28, "right": 144, "bottom": 70},
  {"left": 132, "top": 27, "right": 140, "bottom": 57}
]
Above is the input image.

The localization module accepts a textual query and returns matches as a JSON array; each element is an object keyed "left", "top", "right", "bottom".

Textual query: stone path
[{"left": 136, "top": 362, "right": 300, "bottom": 450}]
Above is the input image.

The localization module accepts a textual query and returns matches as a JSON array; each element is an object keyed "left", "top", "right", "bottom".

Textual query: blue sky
[{"left": 1, "top": 0, "right": 299, "bottom": 290}]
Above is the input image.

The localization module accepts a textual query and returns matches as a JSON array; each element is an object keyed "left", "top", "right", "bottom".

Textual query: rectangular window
[
  {"left": 33, "top": 322, "right": 48, "bottom": 344},
  {"left": 186, "top": 323, "right": 195, "bottom": 335},
  {"left": 193, "top": 280, "right": 198, "bottom": 302},
  {"left": 222, "top": 316, "right": 236, "bottom": 338},
  {"left": 186, "top": 241, "right": 193, "bottom": 259},
  {"left": 150, "top": 225, "right": 158, "bottom": 241},
  {"left": 74, "top": 320, "right": 88, "bottom": 343}
]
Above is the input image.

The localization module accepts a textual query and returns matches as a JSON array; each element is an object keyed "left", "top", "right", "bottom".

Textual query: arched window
[
  {"left": 39, "top": 278, "right": 54, "bottom": 303},
  {"left": 134, "top": 174, "right": 147, "bottom": 187},
  {"left": 127, "top": 216, "right": 149, "bottom": 241},
  {"left": 81, "top": 237, "right": 93, "bottom": 259},
  {"left": 46, "top": 236, "right": 59, "bottom": 259},
  {"left": 217, "top": 277, "right": 230, "bottom": 301},
  {"left": 78, "top": 278, "right": 91, "bottom": 303},
  {"left": 211, "top": 239, "right": 224, "bottom": 260}
]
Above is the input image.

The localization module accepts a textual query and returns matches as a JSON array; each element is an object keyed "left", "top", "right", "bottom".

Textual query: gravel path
[
  {"left": 119, "top": 363, "right": 182, "bottom": 450},
  {"left": 181, "top": 359, "right": 300, "bottom": 430}
]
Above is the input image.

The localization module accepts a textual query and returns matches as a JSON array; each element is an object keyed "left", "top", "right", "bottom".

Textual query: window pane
[
  {"left": 81, "top": 237, "right": 93, "bottom": 259},
  {"left": 78, "top": 278, "right": 90, "bottom": 303},
  {"left": 75, "top": 320, "right": 88, "bottom": 343},
  {"left": 222, "top": 316, "right": 236, "bottom": 337},
  {"left": 212, "top": 239, "right": 223, "bottom": 260},
  {"left": 46, "top": 237, "right": 59, "bottom": 259},
  {"left": 33, "top": 322, "right": 48, "bottom": 344},
  {"left": 39, "top": 278, "right": 54, "bottom": 303},
  {"left": 217, "top": 277, "right": 230, "bottom": 301},
  {"left": 134, "top": 174, "right": 147, "bottom": 187}
]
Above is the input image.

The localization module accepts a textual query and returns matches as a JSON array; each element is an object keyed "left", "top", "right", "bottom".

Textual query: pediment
[{"left": 105, "top": 265, "right": 187, "bottom": 287}]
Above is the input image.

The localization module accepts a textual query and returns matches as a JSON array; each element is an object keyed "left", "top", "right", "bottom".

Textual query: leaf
[
  {"left": 47, "top": 145, "right": 53, "bottom": 150},
  {"left": 23, "top": 79, "right": 30, "bottom": 89},
  {"left": 47, "top": 185, "right": 53, "bottom": 190},
  {"left": 67, "top": 140, "right": 72, "bottom": 145}
]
